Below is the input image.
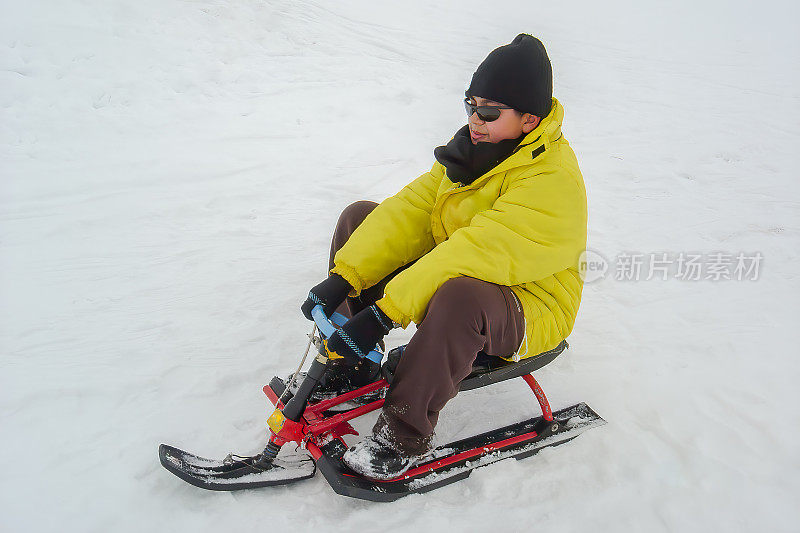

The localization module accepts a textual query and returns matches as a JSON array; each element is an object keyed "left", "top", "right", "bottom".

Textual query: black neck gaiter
[{"left": 433, "top": 125, "right": 525, "bottom": 185}]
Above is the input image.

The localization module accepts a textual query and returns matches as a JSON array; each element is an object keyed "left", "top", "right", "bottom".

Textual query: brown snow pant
[{"left": 329, "top": 201, "right": 525, "bottom": 455}]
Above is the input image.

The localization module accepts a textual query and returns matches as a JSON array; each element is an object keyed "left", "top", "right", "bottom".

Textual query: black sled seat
[{"left": 381, "top": 339, "right": 568, "bottom": 391}]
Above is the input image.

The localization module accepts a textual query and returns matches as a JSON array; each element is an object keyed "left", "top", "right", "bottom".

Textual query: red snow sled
[{"left": 159, "top": 308, "right": 605, "bottom": 502}]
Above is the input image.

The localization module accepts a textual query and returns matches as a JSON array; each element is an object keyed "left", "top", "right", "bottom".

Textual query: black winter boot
[
  {"left": 341, "top": 431, "right": 425, "bottom": 480},
  {"left": 286, "top": 356, "right": 383, "bottom": 404}
]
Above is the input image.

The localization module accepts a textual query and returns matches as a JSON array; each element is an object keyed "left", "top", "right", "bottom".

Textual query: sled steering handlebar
[{"left": 311, "top": 304, "right": 384, "bottom": 364}]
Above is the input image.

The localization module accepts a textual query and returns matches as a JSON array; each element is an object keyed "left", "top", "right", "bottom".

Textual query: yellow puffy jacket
[{"left": 330, "top": 98, "right": 587, "bottom": 360}]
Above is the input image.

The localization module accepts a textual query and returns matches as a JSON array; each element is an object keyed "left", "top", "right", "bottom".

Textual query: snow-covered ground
[{"left": 2, "top": 0, "right": 799, "bottom": 531}]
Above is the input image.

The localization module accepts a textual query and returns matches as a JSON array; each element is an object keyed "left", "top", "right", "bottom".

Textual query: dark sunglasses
[{"left": 464, "top": 98, "right": 513, "bottom": 122}]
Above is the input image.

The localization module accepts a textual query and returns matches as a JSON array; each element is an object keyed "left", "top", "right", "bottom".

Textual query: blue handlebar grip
[
  {"left": 311, "top": 304, "right": 384, "bottom": 364},
  {"left": 311, "top": 305, "right": 336, "bottom": 338}
]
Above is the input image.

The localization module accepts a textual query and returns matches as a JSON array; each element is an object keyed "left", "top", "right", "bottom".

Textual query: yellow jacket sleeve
[
  {"left": 376, "top": 170, "right": 587, "bottom": 327},
  {"left": 330, "top": 163, "right": 445, "bottom": 294}
]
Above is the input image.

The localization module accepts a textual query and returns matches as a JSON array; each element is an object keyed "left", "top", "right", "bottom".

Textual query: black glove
[
  {"left": 301, "top": 274, "right": 352, "bottom": 321},
  {"left": 327, "top": 304, "right": 394, "bottom": 363}
]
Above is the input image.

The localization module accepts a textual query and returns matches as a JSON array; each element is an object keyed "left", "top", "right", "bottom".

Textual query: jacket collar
[{"left": 459, "top": 97, "right": 564, "bottom": 188}]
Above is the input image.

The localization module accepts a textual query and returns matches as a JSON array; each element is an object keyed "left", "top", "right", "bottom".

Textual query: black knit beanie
[{"left": 467, "top": 34, "right": 553, "bottom": 119}]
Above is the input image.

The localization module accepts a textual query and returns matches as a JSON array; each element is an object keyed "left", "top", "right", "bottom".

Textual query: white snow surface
[{"left": 2, "top": 0, "right": 799, "bottom": 531}]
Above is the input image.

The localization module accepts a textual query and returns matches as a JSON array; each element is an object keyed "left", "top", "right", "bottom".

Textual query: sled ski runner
[
  {"left": 314, "top": 402, "right": 603, "bottom": 501},
  {"left": 159, "top": 307, "right": 605, "bottom": 501},
  {"left": 159, "top": 444, "right": 316, "bottom": 491}
]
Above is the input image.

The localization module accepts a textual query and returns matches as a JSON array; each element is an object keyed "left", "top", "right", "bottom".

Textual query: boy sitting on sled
[{"left": 301, "top": 34, "right": 587, "bottom": 480}]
